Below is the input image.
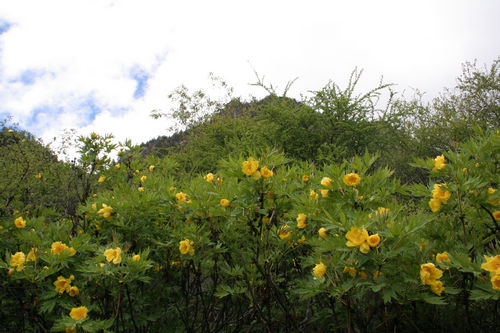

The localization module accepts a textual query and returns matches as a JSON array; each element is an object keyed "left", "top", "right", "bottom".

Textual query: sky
[{"left": 0, "top": 0, "right": 499, "bottom": 151}]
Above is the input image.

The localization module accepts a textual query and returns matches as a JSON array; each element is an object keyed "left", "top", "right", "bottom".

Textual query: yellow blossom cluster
[
  {"left": 313, "top": 262, "right": 327, "bottom": 277},
  {"left": 296, "top": 213, "right": 307, "bottom": 229},
  {"left": 97, "top": 204, "right": 113, "bottom": 219},
  {"left": 368, "top": 207, "right": 389, "bottom": 219},
  {"left": 309, "top": 190, "right": 319, "bottom": 200},
  {"left": 278, "top": 225, "right": 291, "bottom": 239},
  {"left": 69, "top": 306, "right": 88, "bottom": 320},
  {"left": 321, "top": 177, "right": 331, "bottom": 187},
  {"left": 436, "top": 252, "right": 451, "bottom": 270},
  {"left": 345, "top": 227, "right": 380, "bottom": 254},
  {"left": 10, "top": 252, "right": 26, "bottom": 272},
  {"left": 481, "top": 255, "right": 500, "bottom": 290},
  {"left": 104, "top": 248, "right": 122, "bottom": 264},
  {"left": 343, "top": 173, "right": 361, "bottom": 186},
  {"left": 432, "top": 154, "right": 446, "bottom": 171},
  {"left": 54, "top": 275, "right": 79, "bottom": 296},
  {"left": 241, "top": 157, "right": 274, "bottom": 179},
  {"left": 318, "top": 227, "right": 327, "bottom": 239},
  {"left": 429, "top": 184, "right": 451, "bottom": 213},
  {"left": 98, "top": 175, "right": 106, "bottom": 183},
  {"left": 205, "top": 173, "right": 214, "bottom": 182},
  {"left": 487, "top": 188, "right": 500, "bottom": 205},
  {"left": 220, "top": 199, "right": 230, "bottom": 208},
  {"left": 51, "top": 241, "right": 76, "bottom": 256},
  {"left": 179, "top": 239, "right": 195, "bottom": 256},
  {"left": 14, "top": 216, "right": 26, "bottom": 228},
  {"left": 175, "top": 192, "right": 187, "bottom": 203},
  {"left": 420, "top": 263, "right": 444, "bottom": 295}
]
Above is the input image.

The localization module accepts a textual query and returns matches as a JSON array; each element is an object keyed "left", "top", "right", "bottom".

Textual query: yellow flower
[
  {"left": 97, "top": 204, "right": 113, "bottom": 219},
  {"left": 217, "top": 177, "right": 223, "bottom": 184},
  {"left": 242, "top": 157, "right": 259, "bottom": 176},
  {"left": 169, "top": 186, "right": 175, "bottom": 191},
  {"left": 359, "top": 242, "right": 370, "bottom": 254},
  {"left": 432, "top": 184, "right": 451, "bottom": 203},
  {"left": 132, "top": 254, "right": 140, "bottom": 261},
  {"left": 179, "top": 239, "right": 195, "bottom": 256},
  {"left": 69, "top": 306, "right": 88, "bottom": 321},
  {"left": 220, "top": 199, "right": 230, "bottom": 208},
  {"left": 320, "top": 189, "right": 329, "bottom": 198},
  {"left": 260, "top": 166, "right": 274, "bottom": 178},
  {"left": 205, "top": 173, "right": 214, "bottom": 182},
  {"left": 376, "top": 207, "right": 389, "bottom": 216},
  {"left": 436, "top": 252, "right": 451, "bottom": 265},
  {"left": 14, "top": 216, "right": 26, "bottom": 228},
  {"left": 481, "top": 255, "right": 500, "bottom": 274},
  {"left": 135, "top": 169, "right": 140, "bottom": 174},
  {"left": 54, "top": 276, "right": 72, "bottom": 294},
  {"left": 345, "top": 227, "right": 368, "bottom": 247},
  {"left": 278, "top": 225, "right": 291, "bottom": 239},
  {"left": 493, "top": 211, "right": 500, "bottom": 221},
  {"left": 176, "top": 192, "right": 186, "bottom": 203},
  {"left": 68, "top": 286, "right": 79, "bottom": 296},
  {"left": 68, "top": 247, "right": 76, "bottom": 256},
  {"left": 296, "top": 213, "right": 307, "bottom": 229},
  {"left": 51, "top": 241, "right": 69, "bottom": 255},
  {"left": 343, "top": 173, "right": 361, "bottom": 186},
  {"left": 318, "top": 227, "right": 327, "bottom": 239},
  {"left": 35, "top": 173, "right": 42, "bottom": 179},
  {"left": 27, "top": 248, "right": 38, "bottom": 262},
  {"left": 302, "top": 175, "right": 309, "bottom": 182},
  {"left": 368, "top": 234, "right": 380, "bottom": 247},
  {"left": 138, "top": 187, "right": 144, "bottom": 192},
  {"left": 487, "top": 188, "right": 500, "bottom": 205},
  {"left": 104, "top": 248, "right": 122, "bottom": 264},
  {"left": 491, "top": 274, "right": 500, "bottom": 290},
  {"left": 298, "top": 235, "right": 306, "bottom": 245},
  {"left": 429, "top": 198, "right": 442, "bottom": 213},
  {"left": 343, "top": 266, "right": 357, "bottom": 278},
  {"left": 187, "top": 200, "right": 192, "bottom": 205},
  {"left": 313, "top": 262, "right": 327, "bottom": 277},
  {"left": 98, "top": 175, "right": 106, "bottom": 183},
  {"left": 252, "top": 170, "right": 261, "bottom": 180},
  {"left": 149, "top": 165, "right": 155, "bottom": 172},
  {"left": 358, "top": 271, "right": 368, "bottom": 280},
  {"left": 66, "top": 327, "right": 76, "bottom": 333},
  {"left": 115, "top": 163, "right": 120, "bottom": 169},
  {"left": 432, "top": 155, "right": 446, "bottom": 171},
  {"left": 140, "top": 175, "right": 147, "bottom": 182},
  {"left": 8, "top": 268, "right": 14, "bottom": 275},
  {"left": 321, "top": 177, "right": 332, "bottom": 187},
  {"left": 429, "top": 280, "right": 444, "bottom": 296},
  {"left": 10, "top": 252, "right": 26, "bottom": 271},
  {"left": 309, "top": 190, "right": 319, "bottom": 200},
  {"left": 420, "top": 263, "right": 443, "bottom": 285}
]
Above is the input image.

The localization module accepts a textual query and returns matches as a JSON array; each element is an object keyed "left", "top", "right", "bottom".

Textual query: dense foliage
[{"left": 1, "top": 59, "right": 499, "bottom": 332}]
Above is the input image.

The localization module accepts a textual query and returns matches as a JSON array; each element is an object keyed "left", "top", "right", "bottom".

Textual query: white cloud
[{"left": 0, "top": 0, "right": 499, "bottom": 153}]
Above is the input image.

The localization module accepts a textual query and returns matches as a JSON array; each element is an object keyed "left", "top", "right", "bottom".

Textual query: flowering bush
[{"left": 0, "top": 130, "right": 499, "bottom": 332}]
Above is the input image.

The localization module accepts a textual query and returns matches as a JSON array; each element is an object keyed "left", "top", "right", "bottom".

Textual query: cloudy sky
[{"left": 0, "top": 0, "right": 499, "bottom": 149}]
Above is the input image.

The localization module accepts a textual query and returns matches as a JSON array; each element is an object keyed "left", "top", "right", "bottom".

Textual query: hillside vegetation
[{"left": 0, "top": 59, "right": 499, "bottom": 332}]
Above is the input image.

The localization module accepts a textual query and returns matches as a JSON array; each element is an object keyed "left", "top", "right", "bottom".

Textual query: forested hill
[{"left": 140, "top": 61, "right": 499, "bottom": 182}]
